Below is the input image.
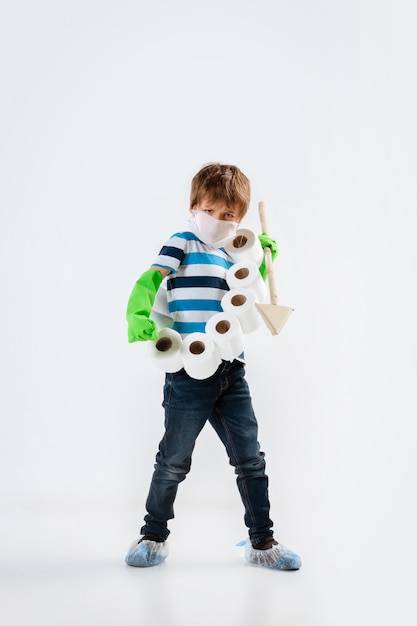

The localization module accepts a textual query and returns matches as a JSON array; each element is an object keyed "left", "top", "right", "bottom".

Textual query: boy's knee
[{"left": 233, "top": 455, "right": 266, "bottom": 478}]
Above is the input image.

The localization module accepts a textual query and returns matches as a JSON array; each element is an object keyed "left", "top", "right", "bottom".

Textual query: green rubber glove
[
  {"left": 258, "top": 233, "right": 278, "bottom": 280},
  {"left": 126, "top": 268, "right": 163, "bottom": 342}
]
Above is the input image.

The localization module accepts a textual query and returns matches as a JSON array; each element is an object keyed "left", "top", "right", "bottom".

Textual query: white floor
[
  {"left": 0, "top": 495, "right": 327, "bottom": 626},
  {"left": 2, "top": 492, "right": 414, "bottom": 626}
]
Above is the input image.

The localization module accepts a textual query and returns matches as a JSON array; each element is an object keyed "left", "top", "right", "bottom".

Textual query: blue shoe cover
[
  {"left": 243, "top": 539, "right": 301, "bottom": 570},
  {"left": 125, "top": 537, "right": 169, "bottom": 567}
]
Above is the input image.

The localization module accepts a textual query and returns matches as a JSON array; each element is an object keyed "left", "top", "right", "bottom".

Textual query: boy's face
[{"left": 193, "top": 199, "right": 242, "bottom": 223}]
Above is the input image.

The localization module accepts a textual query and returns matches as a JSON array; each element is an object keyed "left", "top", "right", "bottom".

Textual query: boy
[{"left": 125, "top": 163, "right": 301, "bottom": 570}]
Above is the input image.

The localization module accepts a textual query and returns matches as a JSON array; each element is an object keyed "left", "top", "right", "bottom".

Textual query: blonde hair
[{"left": 190, "top": 163, "right": 250, "bottom": 218}]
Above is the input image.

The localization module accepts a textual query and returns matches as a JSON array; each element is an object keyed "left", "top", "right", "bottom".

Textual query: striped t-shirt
[{"left": 152, "top": 231, "right": 235, "bottom": 336}]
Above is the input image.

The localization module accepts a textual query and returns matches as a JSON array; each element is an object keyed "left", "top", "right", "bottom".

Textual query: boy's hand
[
  {"left": 128, "top": 315, "right": 159, "bottom": 342},
  {"left": 258, "top": 234, "right": 278, "bottom": 280},
  {"left": 258, "top": 233, "right": 278, "bottom": 258}
]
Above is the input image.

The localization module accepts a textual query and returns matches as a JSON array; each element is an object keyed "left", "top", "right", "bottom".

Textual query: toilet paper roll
[
  {"left": 205, "top": 312, "right": 245, "bottom": 362},
  {"left": 149, "top": 328, "right": 183, "bottom": 373},
  {"left": 223, "top": 229, "right": 264, "bottom": 266},
  {"left": 221, "top": 288, "right": 261, "bottom": 334},
  {"left": 180, "top": 332, "right": 222, "bottom": 380},
  {"left": 226, "top": 261, "right": 268, "bottom": 303}
]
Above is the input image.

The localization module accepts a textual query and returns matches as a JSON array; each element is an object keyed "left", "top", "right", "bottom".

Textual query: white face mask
[{"left": 190, "top": 210, "right": 239, "bottom": 248}]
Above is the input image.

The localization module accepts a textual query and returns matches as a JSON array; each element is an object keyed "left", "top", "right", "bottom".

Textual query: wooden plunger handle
[
  {"left": 258, "top": 200, "right": 269, "bottom": 233},
  {"left": 258, "top": 201, "right": 278, "bottom": 305}
]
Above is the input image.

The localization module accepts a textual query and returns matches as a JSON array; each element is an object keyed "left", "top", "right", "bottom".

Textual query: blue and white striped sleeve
[{"left": 152, "top": 233, "right": 188, "bottom": 273}]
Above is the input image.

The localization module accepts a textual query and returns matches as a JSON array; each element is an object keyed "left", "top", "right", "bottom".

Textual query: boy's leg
[
  {"left": 209, "top": 361, "right": 301, "bottom": 570},
  {"left": 208, "top": 361, "right": 274, "bottom": 545},
  {"left": 141, "top": 370, "right": 216, "bottom": 539}
]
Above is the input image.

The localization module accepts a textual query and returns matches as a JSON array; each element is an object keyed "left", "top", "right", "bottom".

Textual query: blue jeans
[{"left": 141, "top": 359, "right": 274, "bottom": 545}]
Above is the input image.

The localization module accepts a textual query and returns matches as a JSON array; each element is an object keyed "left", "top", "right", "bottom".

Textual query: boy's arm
[
  {"left": 258, "top": 234, "right": 278, "bottom": 280},
  {"left": 126, "top": 266, "right": 171, "bottom": 342}
]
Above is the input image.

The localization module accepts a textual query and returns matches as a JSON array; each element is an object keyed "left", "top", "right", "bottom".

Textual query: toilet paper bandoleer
[{"left": 123, "top": 164, "right": 302, "bottom": 572}]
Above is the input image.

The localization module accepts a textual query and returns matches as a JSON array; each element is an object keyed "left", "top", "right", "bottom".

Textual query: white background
[{"left": 1, "top": 1, "right": 416, "bottom": 625}]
